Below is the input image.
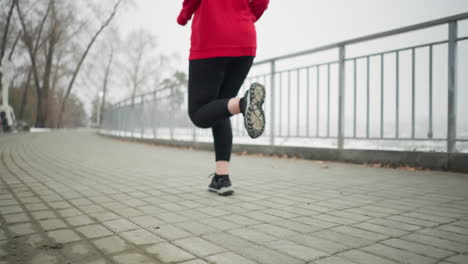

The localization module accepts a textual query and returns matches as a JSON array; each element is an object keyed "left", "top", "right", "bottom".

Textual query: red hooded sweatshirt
[{"left": 177, "top": 0, "right": 269, "bottom": 60}]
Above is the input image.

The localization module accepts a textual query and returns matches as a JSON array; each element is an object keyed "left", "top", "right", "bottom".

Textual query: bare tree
[
  {"left": 0, "top": 0, "right": 17, "bottom": 97},
  {"left": 16, "top": 0, "right": 52, "bottom": 127},
  {"left": 99, "top": 48, "right": 114, "bottom": 125},
  {"left": 56, "top": 0, "right": 123, "bottom": 128},
  {"left": 120, "top": 28, "right": 158, "bottom": 104}
]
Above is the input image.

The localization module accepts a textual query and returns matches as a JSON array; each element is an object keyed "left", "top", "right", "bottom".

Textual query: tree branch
[
  {"left": 0, "top": 0, "right": 17, "bottom": 61},
  {"left": 57, "top": 0, "right": 123, "bottom": 128}
]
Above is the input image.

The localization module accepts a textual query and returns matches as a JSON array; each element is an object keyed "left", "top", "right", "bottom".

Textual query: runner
[{"left": 177, "top": 0, "right": 270, "bottom": 196}]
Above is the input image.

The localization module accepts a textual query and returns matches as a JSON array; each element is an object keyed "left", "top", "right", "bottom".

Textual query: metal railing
[{"left": 101, "top": 12, "right": 468, "bottom": 153}]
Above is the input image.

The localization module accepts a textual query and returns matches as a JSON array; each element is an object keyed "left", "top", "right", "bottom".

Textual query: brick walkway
[{"left": 1, "top": 129, "right": 468, "bottom": 264}]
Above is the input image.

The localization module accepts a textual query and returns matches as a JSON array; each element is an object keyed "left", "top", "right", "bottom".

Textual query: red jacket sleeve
[
  {"left": 249, "top": 0, "right": 269, "bottom": 22},
  {"left": 177, "top": 0, "right": 201, "bottom": 26}
]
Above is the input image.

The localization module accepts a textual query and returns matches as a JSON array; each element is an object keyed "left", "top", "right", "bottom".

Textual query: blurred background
[{"left": 1, "top": 0, "right": 468, "bottom": 152}]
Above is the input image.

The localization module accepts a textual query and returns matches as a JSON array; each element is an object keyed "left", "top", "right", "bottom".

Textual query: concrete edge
[{"left": 97, "top": 132, "right": 468, "bottom": 174}]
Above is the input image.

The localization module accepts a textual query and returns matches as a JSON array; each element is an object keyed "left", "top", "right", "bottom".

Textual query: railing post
[
  {"left": 270, "top": 60, "right": 276, "bottom": 145},
  {"left": 140, "top": 95, "right": 145, "bottom": 139},
  {"left": 338, "top": 45, "right": 346, "bottom": 149},
  {"left": 447, "top": 21, "right": 457, "bottom": 153},
  {"left": 153, "top": 91, "right": 157, "bottom": 139},
  {"left": 170, "top": 87, "right": 174, "bottom": 140}
]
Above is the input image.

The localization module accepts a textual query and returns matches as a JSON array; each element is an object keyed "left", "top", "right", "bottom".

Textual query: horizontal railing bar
[
  {"left": 254, "top": 12, "right": 468, "bottom": 65},
  {"left": 458, "top": 36, "right": 468, "bottom": 41},
  {"left": 345, "top": 137, "right": 447, "bottom": 141},
  {"left": 267, "top": 61, "right": 340, "bottom": 76},
  {"left": 346, "top": 40, "right": 449, "bottom": 61}
]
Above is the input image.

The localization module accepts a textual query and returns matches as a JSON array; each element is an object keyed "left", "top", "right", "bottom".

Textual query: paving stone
[
  {"left": 3, "top": 129, "right": 468, "bottom": 264},
  {"left": 344, "top": 207, "right": 390, "bottom": 218},
  {"left": 80, "top": 205, "right": 106, "bottom": 214},
  {"left": 4, "top": 213, "right": 30, "bottom": 224},
  {"left": 39, "top": 218, "right": 67, "bottom": 231},
  {"left": 270, "top": 219, "right": 322, "bottom": 233},
  {"left": 401, "top": 212, "right": 455, "bottom": 224},
  {"left": 113, "top": 252, "right": 155, "bottom": 264},
  {"left": 129, "top": 215, "right": 163, "bottom": 228},
  {"left": 25, "top": 203, "right": 48, "bottom": 211},
  {"left": 228, "top": 227, "right": 278, "bottom": 243},
  {"left": 250, "top": 223, "right": 299, "bottom": 237},
  {"left": 31, "top": 210, "right": 56, "bottom": 220},
  {"left": 197, "top": 207, "right": 230, "bottom": 217},
  {"left": 93, "top": 235, "right": 134, "bottom": 254},
  {"left": 179, "top": 259, "right": 208, "bottom": 264},
  {"left": 29, "top": 251, "right": 62, "bottom": 264},
  {"left": 114, "top": 207, "right": 144, "bottom": 218},
  {"left": 59, "top": 208, "right": 83, "bottom": 217},
  {"left": 314, "top": 255, "right": 358, "bottom": 264},
  {"left": 418, "top": 228, "right": 468, "bottom": 244},
  {"left": 60, "top": 241, "right": 102, "bottom": 263},
  {"left": 0, "top": 205, "right": 23, "bottom": 214},
  {"left": 331, "top": 226, "right": 389, "bottom": 241},
  {"left": 48, "top": 201, "right": 72, "bottom": 209},
  {"left": 446, "top": 254, "right": 468, "bottom": 264},
  {"left": 47, "top": 229, "right": 81, "bottom": 243},
  {"left": 206, "top": 251, "right": 258, "bottom": 264},
  {"left": 385, "top": 215, "right": 439, "bottom": 228},
  {"left": 103, "top": 219, "right": 139, "bottom": 233},
  {"left": 236, "top": 245, "right": 303, "bottom": 264},
  {"left": 338, "top": 250, "right": 399, "bottom": 264},
  {"left": 173, "top": 237, "right": 226, "bottom": 257},
  {"left": 66, "top": 215, "right": 95, "bottom": 227},
  {"left": 311, "top": 229, "right": 373, "bottom": 248},
  {"left": 88, "top": 211, "right": 120, "bottom": 221},
  {"left": 69, "top": 198, "right": 93, "bottom": 206},
  {"left": 203, "top": 232, "right": 255, "bottom": 251},
  {"left": 288, "top": 234, "right": 350, "bottom": 254},
  {"left": 0, "top": 229, "right": 6, "bottom": 241},
  {"left": 361, "top": 243, "right": 437, "bottom": 264},
  {"left": 352, "top": 222, "right": 409, "bottom": 237},
  {"left": 292, "top": 216, "right": 337, "bottom": 229},
  {"left": 175, "top": 221, "right": 218, "bottom": 235},
  {"left": 19, "top": 197, "right": 42, "bottom": 204},
  {"left": 402, "top": 233, "right": 468, "bottom": 253},
  {"left": 150, "top": 224, "right": 192, "bottom": 241},
  {"left": 438, "top": 224, "right": 468, "bottom": 236},
  {"left": 381, "top": 238, "right": 455, "bottom": 259},
  {"left": 366, "top": 218, "right": 422, "bottom": 232},
  {"left": 265, "top": 239, "right": 328, "bottom": 261},
  {"left": 242, "top": 211, "right": 284, "bottom": 222},
  {"left": 8, "top": 222, "right": 37, "bottom": 236},
  {"left": 0, "top": 199, "right": 18, "bottom": 206},
  {"left": 77, "top": 224, "right": 113, "bottom": 239},
  {"left": 197, "top": 217, "right": 241, "bottom": 231},
  {"left": 220, "top": 214, "right": 261, "bottom": 225},
  {"left": 314, "top": 213, "right": 361, "bottom": 225},
  {"left": 120, "top": 228, "right": 164, "bottom": 245},
  {"left": 146, "top": 242, "right": 195, "bottom": 263}
]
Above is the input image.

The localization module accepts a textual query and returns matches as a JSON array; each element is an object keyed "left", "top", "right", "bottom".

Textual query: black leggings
[{"left": 188, "top": 56, "right": 254, "bottom": 162}]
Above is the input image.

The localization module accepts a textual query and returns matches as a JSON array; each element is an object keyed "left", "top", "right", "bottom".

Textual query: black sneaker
[
  {"left": 208, "top": 173, "right": 234, "bottom": 196},
  {"left": 241, "top": 82, "right": 266, "bottom": 138}
]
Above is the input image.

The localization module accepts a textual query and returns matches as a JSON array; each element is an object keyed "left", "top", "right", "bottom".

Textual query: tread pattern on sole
[{"left": 244, "top": 83, "right": 266, "bottom": 139}]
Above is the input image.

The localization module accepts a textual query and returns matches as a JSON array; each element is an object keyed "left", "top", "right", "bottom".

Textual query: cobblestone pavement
[{"left": 1, "top": 130, "right": 468, "bottom": 264}]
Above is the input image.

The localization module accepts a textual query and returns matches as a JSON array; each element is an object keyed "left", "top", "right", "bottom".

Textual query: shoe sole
[
  {"left": 208, "top": 187, "right": 234, "bottom": 196},
  {"left": 244, "top": 83, "right": 266, "bottom": 139}
]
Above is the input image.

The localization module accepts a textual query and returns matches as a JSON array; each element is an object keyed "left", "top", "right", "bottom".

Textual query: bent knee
[{"left": 189, "top": 112, "right": 211, "bottom": 129}]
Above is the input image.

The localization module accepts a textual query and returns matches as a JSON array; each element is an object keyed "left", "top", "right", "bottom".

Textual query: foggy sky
[{"left": 116, "top": 0, "right": 468, "bottom": 65}]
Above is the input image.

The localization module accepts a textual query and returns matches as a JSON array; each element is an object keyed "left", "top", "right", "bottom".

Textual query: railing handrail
[
  {"left": 253, "top": 12, "right": 468, "bottom": 65},
  {"left": 108, "top": 12, "right": 468, "bottom": 115}
]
